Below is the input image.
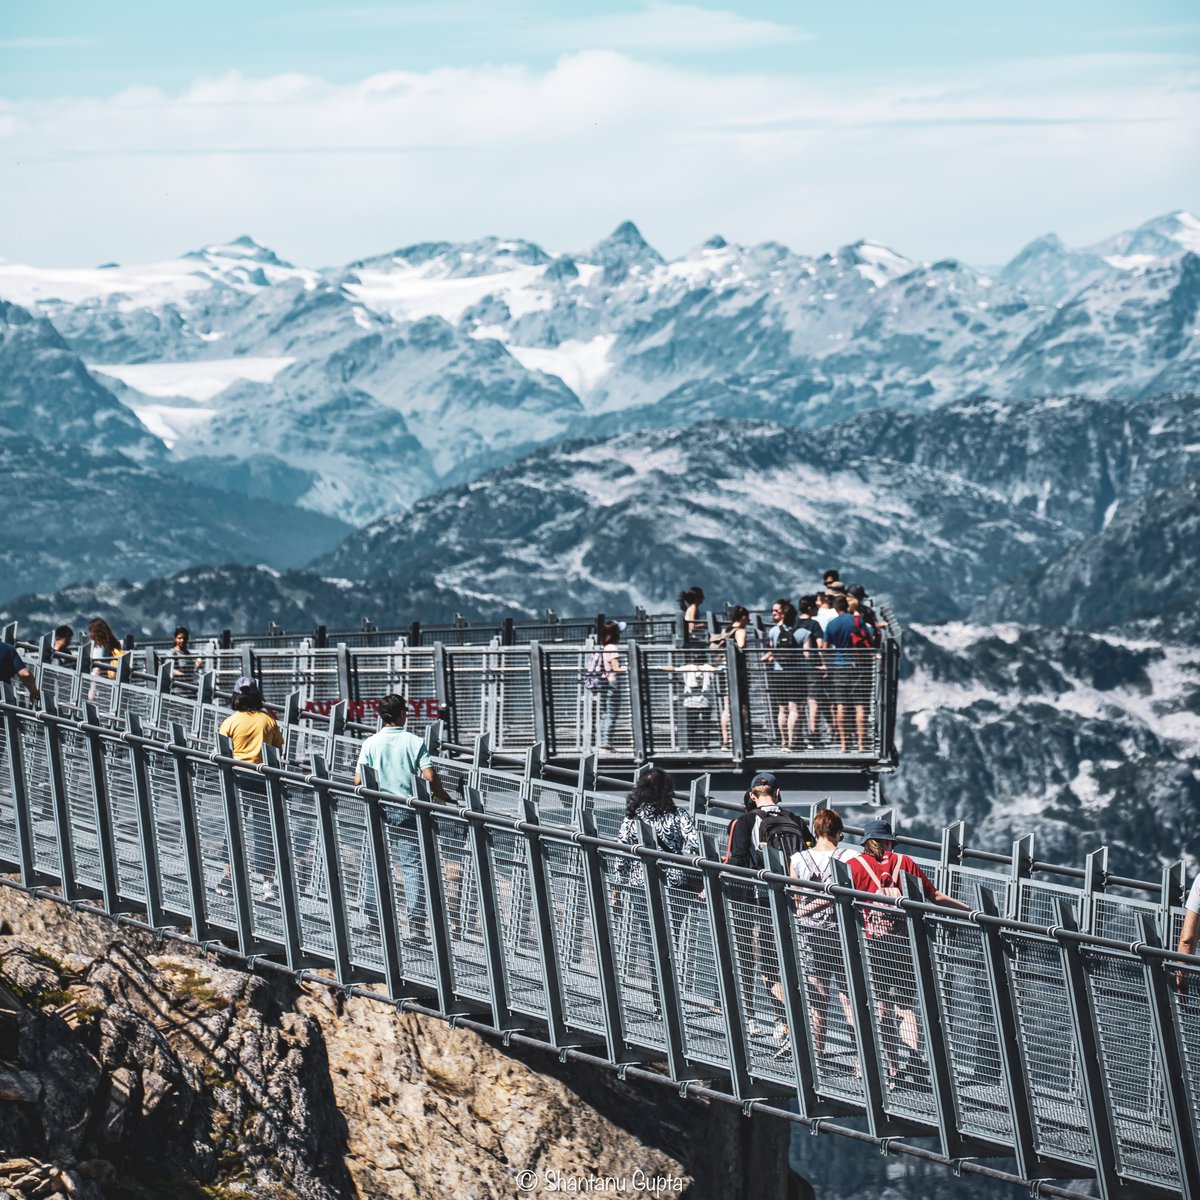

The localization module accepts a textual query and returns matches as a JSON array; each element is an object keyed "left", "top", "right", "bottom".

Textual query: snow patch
[
  {"left": 506, "top": 336, "right": 616, "bottom": 397},
  {"left": 89, "top": 357, "right": 295, "bottom": 402}
]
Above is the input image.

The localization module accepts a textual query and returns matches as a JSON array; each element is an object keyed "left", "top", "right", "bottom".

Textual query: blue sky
[{"left": 2, "top": 2, "right": 1197, "bottom": 265}]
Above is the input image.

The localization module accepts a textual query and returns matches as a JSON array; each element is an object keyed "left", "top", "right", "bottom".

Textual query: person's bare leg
[
  {"left": 786, "top": 701, "right": 799, "bottom": 748},
  {"left": 855, "top": 703, "right": 867, "bottom": 752},
  {"left": 833, "top": 702, "right": 847, "bottom": 752}
]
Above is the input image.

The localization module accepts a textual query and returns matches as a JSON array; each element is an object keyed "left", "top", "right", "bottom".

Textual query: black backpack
[
  {"left": 774, "top": 624, "right": 798, "bottom": 650},
  {"left": 755, "top": 809, "right": 813, "bottom": 865}
]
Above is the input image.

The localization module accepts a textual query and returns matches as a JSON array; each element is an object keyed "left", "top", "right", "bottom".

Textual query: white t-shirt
[
  {"left": 1187, "top": 875, "right": 1200, "bottom": 914},
  {"left": 816, "top": 606, "right": 836, "bottom": 631},
  {"left": 790, "top": 845, "right": 861, "bottom": 928}
]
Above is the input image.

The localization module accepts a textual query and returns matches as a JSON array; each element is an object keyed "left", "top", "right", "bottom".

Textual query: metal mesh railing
[{"left": 0, "top": 691, "right": 1195, "bottom": 1199}]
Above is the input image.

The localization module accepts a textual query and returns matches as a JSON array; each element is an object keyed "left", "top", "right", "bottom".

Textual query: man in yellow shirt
[{"left": 217, "top": 676, "right": 283, "bottom": 898}]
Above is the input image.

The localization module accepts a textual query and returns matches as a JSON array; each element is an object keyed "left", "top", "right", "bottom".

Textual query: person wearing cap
[
  {"left": 849, "top": 818, "right": 968, "bottom": 1086},
  {"left": 724, "top": 771, "right": 813, "bottom": 1047}
]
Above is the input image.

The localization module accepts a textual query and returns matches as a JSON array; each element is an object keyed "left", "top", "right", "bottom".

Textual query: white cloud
[{"left": 0, "top": 50, "right": 1195, "bottom": 267}]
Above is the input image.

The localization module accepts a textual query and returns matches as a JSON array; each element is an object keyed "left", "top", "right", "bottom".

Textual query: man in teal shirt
[{"left": 355, "top": 694, "right": 451, "bottom": 942}]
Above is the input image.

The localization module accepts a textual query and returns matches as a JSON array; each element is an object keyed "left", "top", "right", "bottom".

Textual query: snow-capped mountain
[{"left": 2, "top": 212, "right": 1196, "bottom": 526}]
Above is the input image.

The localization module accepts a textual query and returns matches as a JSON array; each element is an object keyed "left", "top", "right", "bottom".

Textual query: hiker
[
  {"left": 0, "top": 641, "right": 40, "bottom": 705},
  {"left": 849, "top": 818, "right": 968, "bottom": 1085},
  {"left": 790, "top": 808, "right": 860, "bottom": 1057}
]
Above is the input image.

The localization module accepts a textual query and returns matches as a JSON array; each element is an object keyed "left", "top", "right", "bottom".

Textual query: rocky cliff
[{"left": 0, "top": 888, "right": 790, "bottom": 1200}]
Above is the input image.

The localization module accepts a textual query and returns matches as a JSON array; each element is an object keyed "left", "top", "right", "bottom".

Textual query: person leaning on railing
[{"left": 0, "top": 640, "right": 39, "bottom": 706}]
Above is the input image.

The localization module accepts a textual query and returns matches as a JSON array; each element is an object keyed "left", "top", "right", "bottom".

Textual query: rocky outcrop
[{"left": 0, "top": 888, "right": 789, "bottom": 1198}]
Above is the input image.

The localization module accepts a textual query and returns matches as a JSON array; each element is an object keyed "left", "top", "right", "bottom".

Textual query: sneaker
[
  {"left": 261, "top": 878, "right": 277, "bottom": 902},
  {"left": 772, "top": 1019, "right": 789, "bottom": 1043}
]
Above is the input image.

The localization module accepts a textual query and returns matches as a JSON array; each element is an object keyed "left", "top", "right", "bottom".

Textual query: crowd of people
[
  {"left": 585, "top": 571, "right": 887, "bottom": 756},
  {"left": 612, "top": 766, "right": 970, "bottom": 1071}
]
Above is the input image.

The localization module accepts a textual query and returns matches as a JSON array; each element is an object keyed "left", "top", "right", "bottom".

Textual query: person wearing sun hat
[{"left": 849, "top": 818, "right": 968, "bottom": 1086}]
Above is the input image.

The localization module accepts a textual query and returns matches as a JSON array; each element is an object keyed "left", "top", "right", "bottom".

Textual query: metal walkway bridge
[{"left": 0, "top": 632, "right": 1197, "bottom": 1200}]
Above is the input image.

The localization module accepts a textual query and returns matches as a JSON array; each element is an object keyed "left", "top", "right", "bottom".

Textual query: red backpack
[
  {"left": 857, "top": 854, "right": 905, "bottom": 938},
  {"left": 848, "top": 613, "right": 877, "bottom": 649}
]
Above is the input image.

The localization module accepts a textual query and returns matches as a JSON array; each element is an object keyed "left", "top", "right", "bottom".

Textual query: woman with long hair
[{"left": 593, "top": 619, "right": 627, "bottom": 754}]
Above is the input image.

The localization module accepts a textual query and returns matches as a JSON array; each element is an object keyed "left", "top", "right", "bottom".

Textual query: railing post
[
  {"left": 627, "top": 642, "right": 647, "bottom": 764},
  {"left": 1081, "top": 846, "right": 1107, "bottom": 933},
  {"left": 81, "top": 702, "right": 120, "bottom": 913},
  {"left": 578, "top": 809, "right": 629, "bottom": 1062},
  {"left": 357, "top": 764, "right": 406, "bottom": 999},
  {"left": 413, "top": 776, "right": 458, "bottom": 1016},
  {"left": 432, "top": 643, "right": 451, "bottom": 740},
  {"left": 1159, "top": 861, "right": 1185, "bottom": 944},
  {"left": 577, "top": 752, "right": 597, "bottom": 793},
  {"left": 1008, "top": 833, "right": 1035, "bottom": 918},
  {"left": 310, "top": 757, "right": 352, "bottom": 985},
  {"left": 170, "top": 724, "right": 212, "bottom": 940},
  {"left": 216, "top": 735, "right": 256, "bottom": 955},
  {"left": 2, "top": 689, "right": 37, "bottom": 883},
  {"left": 900, "top": 873, "right": 967, "bottom": 1158},
  {"left": 635, "top": 820, "right": 688, "bottom": 1081},
  {"left": 763, "top": 844, "right": 820, "bottom": 1115},
  {"left": 501, "top": 617, "right": 515, "bottom": 647},
  {"left": 335, "top": 643, "right": 353, "bottom": 706},
  {"left": 831, "top": 857, "right": 890, "bottom": 1136},
  {"left": 261, "top": 744, "right": 304, "bottom": 972},
  {"left": 42, "top": 699, "right": 79, "bottom": 898},
  {"left": 724, "top": 639, "right": 746, "bottom": 763},
  {"left": 529, "top": 642, "right": 549, "bottom": 752},
  {"left": 700, "top": 834, "right": 754, "bottom": 1099},
  {"left": 125, "top": 714, "right": 164, "bottom": 929},
  {"left": 976, "top": 889, "right": 1040, "bottom": 1181},
  {"left": 1054, "top": 898, "right": 1123, "bottom": 1200},
  {"left": 408, "top": 620, "right": 421, "bottom": 648},
  {"left": 938, "top": 820, "right": 965, "bottom": 893},
  {"left": 519, "top": 798, "right": 571, "bottom": 1048},
  {"left": 1138, "top": 913, "right": 1200, "bottom": 1199},
  {"left": 881, "top": 636, "right": 901, "bottom": 766},
  {"left": 465, "top": 787, "right": 517, "bottom": 1031}
]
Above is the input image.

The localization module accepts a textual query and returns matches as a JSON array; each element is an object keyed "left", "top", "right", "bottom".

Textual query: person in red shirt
[{"left": 849, "top": 818, "right": 969, "bottom": 1086}]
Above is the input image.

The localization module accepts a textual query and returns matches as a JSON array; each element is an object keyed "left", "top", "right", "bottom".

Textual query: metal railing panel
[
  {"left": 944, "top": 865, "right": 1010, "bottom": 912},
  {"left": 102, "top": 741, "right": 148, "bottom": 904},
  {"left": 17, "top": 717, "right": 58, "bottom": 878},
  {"left": 0, "top": 707, "right": 18, "bottom": 868},
  {"left": 279, "top": 777, "right": 336, "bottom": 961},
  {"left": 604, "top": 847, "right": 667, "bottom": 1054},
  {"left": 115, "top": 684, "right": 157, "bottom": 731},
  {"left": 141, "top": 742, "right": 191, "bottom": 919},
  {"left": 662, "top": 868, "right": 730, "bottom": 1071},
  {"left": 544, "top": 839, "right": 605, "bottom": 1035},
  {"left": 1006, "top": 929, "right": 1094, "bottom": 1166},
  {"left": 476, "top": 768, "right": 523, "bottom": 817},
  {"left": 329, "top": 792, "right": 386, "bottom": 975},
  {"left": 38, "top": 664, "right": 79, "bottom": 714},
  {"left": 721, "top": 881, "right": 789, "bottom": 1082},
  {"left": 157, "top": 694, "right": 200, "bottom": 740},
  {"left": 543, "top": 646, "right": 634, "bottom": 758},
  {"left": 792, "top": 888, "right": 865, "bottom": 1104},
  {"left": 1169, "top": 957, "right": 1200, "bottom": 1169},
  {"left": 526, "top": 778, "right": 578, "bottom": 829},
  {"left": 640, "top": 648, "right": 731, "bottom": 759},
  {"left": 852, "top": 900, "right": 938, "bottom": 1123},
  {"left": 431, "top": 811, "right": 489, "bottom": 1003},
  {"left": 926, "top": 915, "right": 1011, "bottom": 1144},
  {"left": 481, "top": 824, "right": 546, "bottom": 1020},
  {"left": 742, "top": 648, "right": 882, "bottom": 760},
  {"left": 448, "top": 648, "right": 537, "bottom": 754},
  {"left": 378, "top": 799, "right": 438, "bottom": 989},
  {"left": 187, "top": 759, "right": 238, "bottom": 934},
  {"left": 1081, "top": 946, "right": 1178, "bottom": 1190}
]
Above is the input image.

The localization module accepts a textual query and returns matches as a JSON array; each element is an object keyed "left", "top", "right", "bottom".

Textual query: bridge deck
[{"left": 0, "top": 641, "right": 1195, "bottom": 1200}]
